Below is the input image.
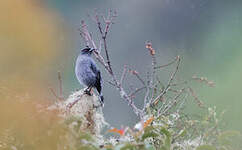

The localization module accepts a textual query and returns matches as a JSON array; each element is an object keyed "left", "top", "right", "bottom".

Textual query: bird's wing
[
  {"left": 90, "top": 61, "right": 102, "bottom": 94},
  {"left": 95, "top": 71, "right": 102, "bottom": 94},
  {"left": 90, "top": 59, "right": 98, "bottom": 74}
]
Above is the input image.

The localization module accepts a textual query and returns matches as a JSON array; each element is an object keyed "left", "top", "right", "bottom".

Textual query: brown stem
[{"left": 58, "top": 71, "right": 63, "bottom": 99}]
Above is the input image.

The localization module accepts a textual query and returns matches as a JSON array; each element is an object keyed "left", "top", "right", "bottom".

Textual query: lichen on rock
[{"left": 49, "top": 89, "right": 108, "bottom": 136}]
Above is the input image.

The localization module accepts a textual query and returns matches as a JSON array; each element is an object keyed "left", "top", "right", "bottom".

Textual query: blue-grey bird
[{"left": 75, "top": 47, "right": 104, "bottom": 106}]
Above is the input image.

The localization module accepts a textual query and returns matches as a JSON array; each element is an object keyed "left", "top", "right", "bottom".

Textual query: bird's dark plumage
[{"left": 75, "top": 47, "right": 104, "bottom": 106}]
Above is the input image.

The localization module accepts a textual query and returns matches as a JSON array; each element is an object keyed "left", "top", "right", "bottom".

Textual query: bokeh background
[{"left": 1, "top": 0, "right": 242, "bottom": 143}]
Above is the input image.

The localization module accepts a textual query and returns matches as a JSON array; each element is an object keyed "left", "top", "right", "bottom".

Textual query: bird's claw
[
  {"left": 100, "top": 102, "right": 104, "bottom": 108},
  {"left": 84, "top": 88, "right": 92, "bottom": 96}
]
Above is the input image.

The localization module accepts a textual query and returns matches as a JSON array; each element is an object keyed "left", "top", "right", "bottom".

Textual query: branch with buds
[{"left": 77, "top": 10, "right": 213, "bottom": 119}]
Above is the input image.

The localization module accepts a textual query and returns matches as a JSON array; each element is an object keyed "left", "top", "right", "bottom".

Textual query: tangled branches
[{"left": 78, "top": 10, "right": 214, "bottom": 120}]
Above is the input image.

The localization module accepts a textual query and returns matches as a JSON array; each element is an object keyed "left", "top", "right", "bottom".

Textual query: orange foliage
[
  {"left": 146, "top": 42, "right": 155, "bottom": 56},
  {"left": 143, "top": 116, "right": 154, "bottom": 128},
  {"left": 108, "top": 128, "right": 125, "bottom": 136}
]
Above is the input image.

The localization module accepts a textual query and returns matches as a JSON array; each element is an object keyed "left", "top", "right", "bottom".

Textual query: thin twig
[
  {"left": 58, "top": 71, "right": 63, "bottom": 99},
  {"left": 154, "top": 56, "right": 179, "bottom": 69},
  {"left": 129, "top": 86, "right": 146, "bottom": 99},
  {"left": 128, "top": 69, "right": 146, "bottom": 87},
  {"left": 95, "top": 10, "right": 116, "bottom": 74},
  {"left": 151, "top": 56, "right": 181, "bottom": 106},
  {"left": 161, "top": 88, "right": 186, "bottom": 115},
  {"left": 188, "top": 87, "right": 204, "bottom": 108},
  {"left": 156, "top": 75, "right": 165, "bottom": 89},
  {"left": 120, "top": 65, "right": 127, "bottom": 85},
  {"left": 49, "top": 87, "right": 59, "bottom": 100},
  {"left": 98, "top": 40, "right": 102, "bottom": 53},
  {"left": 94, "top": 11, "right": 142, "bottom": 116},
  {"left": 146, "top": 42, "right": 157, "bottom": 106},
  {"left": 67, "top": 93, "right": 85, "bottom": 109},
  {"left": 79, "top": 30, "right": 89, "bottom": 47},
  {"left": 150, "top": 80, "right": 160, "bottom": 100},
  {"left": 143, "top": 71, "right": 150, "bottom": 111},
  {"left": 153, "top": 96, "right": 165, "bottom": 107},
  {"left": 170, "top": 81, "right": 188, "bottom": 86},
  {"left": 106, "top": 80, "right": 116, "bottom": 87},
  {"left": 176, "top": 92, "right": 189, "bottom": 113},
  {"left": 79, "top": 11, "right": 149, "bottom": 118},
  {"left": 95, "top": 12, "right": 104, "bottom": 35},
  {"left": 48, "top": 71, "right": 64, "bottom": 101},
  {"left": 192, "top": 75, "right": 215, "bottom": 87},
  {"left": 80, "top": 20, "right": 111, "bottom": 73},
  {"left": 168, "top": 88, "right": 181, "bottom": 93}
]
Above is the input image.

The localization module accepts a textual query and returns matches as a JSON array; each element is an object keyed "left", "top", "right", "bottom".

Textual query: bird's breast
[{"left": 75, "top": 56, "right": 96, "bottom": 86}]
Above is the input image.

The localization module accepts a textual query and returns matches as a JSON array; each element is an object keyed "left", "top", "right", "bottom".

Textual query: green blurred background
[{"left": 1, "top": 0, "right": 242, "bottom": 135}]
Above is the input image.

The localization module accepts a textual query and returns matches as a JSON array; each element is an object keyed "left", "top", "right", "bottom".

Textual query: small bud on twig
[{"left": 146, "top": 42, "right": 155, "bottom": 56}]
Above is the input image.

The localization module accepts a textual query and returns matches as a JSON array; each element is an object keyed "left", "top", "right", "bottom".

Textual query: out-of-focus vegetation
[
  {"left": 1, "top": 87, "right": 241, "bottom": 150},
  {"left": 0, "top": 1, "right": 69, "bottom": 149},
  {"left": 0, "top": 0, "right": 60, "bottom": 78}
]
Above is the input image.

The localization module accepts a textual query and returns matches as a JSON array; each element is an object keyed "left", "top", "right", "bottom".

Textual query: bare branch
[
  {"left": 94, "top": 10, "right": 117, "bottom": 74},
  {"left": 80, "top": 20, "right": 111, "bottom": 73},
  {"left": 192, "top": 75, "right": 215, "bottom": 87},
  {"left": 153, "top": 96, "right": 165, "bottom": 106},
  {"left": 98, "top": 25, "right": 141, "bottom": 116},
  {"left": 161, "top": 88, "right": 186, "bottom": 115},
  {"left": 98, "top": 40, "right": 102, "bottom": 53},
  {"left": 58, "top": 71, "right": 63, "bottom": 99},
  {"left": 106, "top": 80, "right": 116, "bottom": 87},
  {"left": 168, "top": 88, "right": 182, "bottom": 93},
  {"left": 154, "top": 56, "right": 179, "bottom": 69},
  {"left": 48, "top": 71, "right": 65, "bottom": 101},
  {"left": 146, "top": 42, "right": 157, "bottom": 107},
  {"left": 128, "top": 86, "right": 146, "bottom": 99},
  {"left": 49, "top": 87, "right": 59, "bottom": 101},
  {"left": 95, "top": 11, "right": 104, "bottom": 36},
  {"left": 143, "top": 86, "right": 150, "bottom": 111},
  {"left": 79, "top": 30, "right": 89, "bottom": 47},
  {"left": 128, "top": 69, "right": 146, "bottom": 87},
  {"left": 120, "top": 65, "right": 127, "bottom": 85},
  {"left": 143, "top": 72, "right": 150, "bottom": 111},
  {"left": 176, "top": 92, "right": 189, "bottom": 113},
  {"left": 67, "top": 93, "right": 85, "bottom": 109},
  {"left": 170, "top": 81, "right": 188, "bottom": 86},
  {"left": 69, "top": 9, "right": 211, "bottom": 121},
  {"left": 80, "top": 15, "right": 142, "bottom": 117},
  {"left": 156, "top": 75, "right": 165, "bottom": 88},
  {"left": 118, "top": 85, "right": 142, "bottom": 117},
  {"left": 151, "top": 56, "right": 181, "bottom": 106},
  {"left": 188, "top": 87, "right": 204, "bottom": 108}
]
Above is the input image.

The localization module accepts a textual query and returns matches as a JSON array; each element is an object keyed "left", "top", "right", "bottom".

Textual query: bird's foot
[
  {"left": 99, "top": 102, "right": 104, "bottom": 108},
  {"left": 84, "top": 88, "right": 92, "bottom": 96},
  {"left": 99, "top": 95, "right": 104, "bottom": 107}
]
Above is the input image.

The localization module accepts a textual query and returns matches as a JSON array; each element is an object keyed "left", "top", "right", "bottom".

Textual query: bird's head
[{"left": 81, "top": 47, "right": 95, "bottom": 55}]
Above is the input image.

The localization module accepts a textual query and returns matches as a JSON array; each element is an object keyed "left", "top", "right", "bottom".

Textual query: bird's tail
[{"left": 99, "top": 93, "right": 104, "bottom": 107}]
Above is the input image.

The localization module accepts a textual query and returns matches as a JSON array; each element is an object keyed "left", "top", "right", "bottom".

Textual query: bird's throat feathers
[{"left": 81, "top": 51, "right": 92, "bottom": 56}]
